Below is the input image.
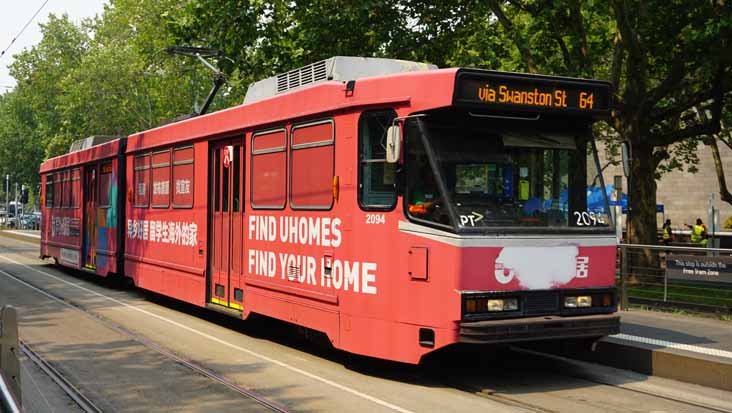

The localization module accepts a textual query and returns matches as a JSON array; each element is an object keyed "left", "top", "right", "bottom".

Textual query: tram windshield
[{"left": 405, "top": 109, "right": 612, "bottom": 233}]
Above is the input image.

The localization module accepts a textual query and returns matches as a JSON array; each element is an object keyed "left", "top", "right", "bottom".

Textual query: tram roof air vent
[
  {"left": 68, "top": 135, "right": 120, "bottom": 153},
  {"left": 244, "top": 56, "right": 438, "bottom": 104}
]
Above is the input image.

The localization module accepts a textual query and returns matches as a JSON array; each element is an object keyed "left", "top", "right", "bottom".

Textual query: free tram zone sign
[{"left": 666, "top": 255, "right": 732, "bottom": 284}]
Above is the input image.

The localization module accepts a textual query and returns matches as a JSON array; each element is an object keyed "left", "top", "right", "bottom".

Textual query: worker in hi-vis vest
[
  {"left": 685, "top": 218, "right": 708, "bottom": 247},
  {"left": 662, "top": 219, "right": 673, "bottom": 246},
  {"left": 518, "top": 166, "right": 530, "bottom": 201}
]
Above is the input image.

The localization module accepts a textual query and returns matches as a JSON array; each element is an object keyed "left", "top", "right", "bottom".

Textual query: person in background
[
  {"left": 662, "top": 219, "right": 674, "bottom": 246},
  {"left": 685, "top": 218, "right": 708, "bottom": 247}
]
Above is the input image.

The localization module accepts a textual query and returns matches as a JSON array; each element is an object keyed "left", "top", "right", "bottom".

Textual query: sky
[{"left": 0, "top": 0, "right": 107, "bottom": 90}]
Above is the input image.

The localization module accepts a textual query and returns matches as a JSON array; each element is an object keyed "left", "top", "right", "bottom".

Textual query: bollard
[{"left": 0, "top": 305, "right": 21, "bottom": 405}]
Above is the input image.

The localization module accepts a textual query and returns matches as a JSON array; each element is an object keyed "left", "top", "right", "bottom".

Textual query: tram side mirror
[
  {"left": 621, "top": 141, "right": 631, "bottom": 178},
  {"left": 386, "top": 125, "right": 401, "bottom": 164}
]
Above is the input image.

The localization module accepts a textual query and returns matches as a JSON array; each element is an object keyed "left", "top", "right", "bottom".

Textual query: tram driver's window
[
  {"left": 134, "top": 154, "right": 151, "bottom": 207},
  {"left": 358, "top": 110, "right": 397, "bottom": 210}
]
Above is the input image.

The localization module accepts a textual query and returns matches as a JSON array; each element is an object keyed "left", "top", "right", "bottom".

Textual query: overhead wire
[{"left": 0, "top": 0, "right": 51, "bottom": 60}]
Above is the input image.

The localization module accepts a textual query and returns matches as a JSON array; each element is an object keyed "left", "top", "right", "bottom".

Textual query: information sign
[
  {"left": 666, "top": 254, "right": 732, "bottom": 284},
  {"left": 454, "top": 70, "right": 612, "bottom": 115}
]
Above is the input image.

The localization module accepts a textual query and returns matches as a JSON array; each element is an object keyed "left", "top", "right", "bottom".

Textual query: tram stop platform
[{"left": 537, "top": 309, "right": 732, "bottom": 392}]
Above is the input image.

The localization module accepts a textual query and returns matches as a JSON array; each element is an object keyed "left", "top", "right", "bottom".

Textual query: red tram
[{"left": 40, "top": 57, "right": 619, "bottom": 363}]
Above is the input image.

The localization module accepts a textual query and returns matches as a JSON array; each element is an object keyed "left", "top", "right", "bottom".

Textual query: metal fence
[
  {"left": 0, "top": 305, "right": 22, "bottom": 412},
  {"left": 618, "top": 244, "right": 732, "bottom": 315}
]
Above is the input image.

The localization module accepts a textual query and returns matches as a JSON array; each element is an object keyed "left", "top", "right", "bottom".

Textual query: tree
[
  {"left": 0, "top": 14, "right": 89, "bottom": 185},
  {"left": 483, "top": 0, "right": 732, "bottom": 244}
]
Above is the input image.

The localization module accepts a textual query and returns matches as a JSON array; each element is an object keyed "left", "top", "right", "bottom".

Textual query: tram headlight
[
  {"left": 577, "top": 296, "right": 592, "bottom": 307},
  {"left": 465, "top": 297, "right": 519, "bottom": 314},
  {"left": 564, "top": 295, "right": 592, "bottom": 308}
]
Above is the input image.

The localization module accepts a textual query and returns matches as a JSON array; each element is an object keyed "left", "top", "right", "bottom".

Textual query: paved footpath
[
  {"left": 594, "top": 309, "right": 732, "bottom": 391},
  {"left": 529, "top": 303, "right": 732, "bottom": 392},
  {"left": 620, "top": 309, "right": 732, "bottom": 353}
]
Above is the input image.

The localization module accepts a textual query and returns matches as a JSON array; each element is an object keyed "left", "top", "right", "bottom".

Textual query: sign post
[
  {"left": 4, "top": 175, "right": 7, "bottom": 225},
  {"left": 0, "top": 305, "right": 21, "bottom": 404}
]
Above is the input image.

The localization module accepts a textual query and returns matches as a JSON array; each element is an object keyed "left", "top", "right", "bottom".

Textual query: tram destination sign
[
  {"left": 454, "top": 70, "right": 612, "bottom": 115},
  {"left": 666, "top": 254, "right": 732, "bottom": 284}
]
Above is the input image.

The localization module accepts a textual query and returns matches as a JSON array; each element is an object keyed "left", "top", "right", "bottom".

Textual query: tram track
[
  {"left": 20, "top": 340, "right": 102, "bottom": 413},
  {"left": 1, "top": 236, "right": 731, "bottom": 413},
  {"left": 0, "top": 259, "right": 293, "bottom": 413},
  {"left": 429, "top": 345, "right": 732, "bottom": 413},
  {"left": 446, "top": 381, "right": 558, "bottom": 413},
  {"left": 509, "top": 346, "right": 732, "bottom": 413}
]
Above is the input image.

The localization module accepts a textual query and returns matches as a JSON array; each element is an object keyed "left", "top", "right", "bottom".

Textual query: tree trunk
[
  {"left": 710, "top": 138, "right": 732, "bottom": 206},
  {"left": 628, "top": 142, "right": 659, "bottom": 245},
  {"left": 627, "top": 141, "right": 660, "bottom": 278}
]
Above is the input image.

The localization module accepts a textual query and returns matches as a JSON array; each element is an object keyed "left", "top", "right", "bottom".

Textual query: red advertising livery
[{"left": 40, "top": 57, "right": 619, "bottom": 364}]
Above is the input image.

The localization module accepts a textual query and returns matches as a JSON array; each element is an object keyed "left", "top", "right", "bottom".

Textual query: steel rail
[
  {"left": 3, "top": 237, "right": 726, "bottom": 413},
  {"left": 125, "top": 332, "right": 293, "bottom": 413},
  {"left": 20, "top": 341, "right": 101, "bottom": 413},
  {"left": 0, "top": 257, "right": 292, "bottom": 413},
  {"left": 510, "top": 346, "right": 732, "bottom": 413},
  {"left": 435, "top": 344, "right": 732, "bottom": 413},
  {"left": 448, "top": 380, "right": 557, "bottom": 413}
]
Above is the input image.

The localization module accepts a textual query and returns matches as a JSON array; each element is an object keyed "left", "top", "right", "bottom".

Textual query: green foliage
[
  {"left": 0, "top": 14, "right": 88, "bottom": 187},
  {"left": 0, "top": 0, "right": 729, "bottom": 228},
  {"left": 0, "top": 1, "right": 237, "bottom": 193}
]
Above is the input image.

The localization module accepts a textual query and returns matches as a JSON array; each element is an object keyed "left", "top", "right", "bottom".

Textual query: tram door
[
  {"left": 83, "top": 166, "right": 97, "bottom": 270},
  {"left": 210, "top": 139, "right": 245, "bottom": 310}
]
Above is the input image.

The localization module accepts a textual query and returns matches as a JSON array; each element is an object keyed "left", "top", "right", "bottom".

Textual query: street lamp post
[{"left": 4, "top": 175, "right": 8, "bottom": 225}]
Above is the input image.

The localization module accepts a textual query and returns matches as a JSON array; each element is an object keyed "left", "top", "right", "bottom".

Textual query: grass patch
[{"left": 628, "top": 281, "right": 732, "bottom": 309}]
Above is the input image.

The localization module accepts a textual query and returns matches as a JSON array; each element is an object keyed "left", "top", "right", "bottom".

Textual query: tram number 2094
[
  {"left": 365, "top": 214, "right": 386, "bottom": 225},
  {"left": 574, "top": 211, "right": 605, "bottom": 226}
]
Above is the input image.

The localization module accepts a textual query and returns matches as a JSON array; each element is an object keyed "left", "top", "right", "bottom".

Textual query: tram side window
[
  {"left": 62, "top": 170, "right": 72, "bottom": 208},
  {"left": 53, "top": 172, "right": 62, "bottom": 208},
  {"left": 134, "top": 154, "right": 151, "bottom": 207},
  {"left": 70, "top": 168, "right": 80, "bottom": 208},
  {"left": 152, "top": 150, "right": 171, "bottom": 208},
  {"left": 45, "top": 175, "right": 54, "bottom": 208},
  {"left": 358, "top": 110, "right": 397, "bottom": 210},
  {"left": 172, "top": 146, "right": 194, "bottom": 208},
  {"left": 99, "top": 162, "right": 113, "bottom": 208},
  {"left": 290, "top": 120, "right": 334, "bottom": 210},
  {"left": 43, "top": 174, "right": 53, "bottom": 208},
  {"left": 251, "top": 129, "right": 287, "bottom": 209}
]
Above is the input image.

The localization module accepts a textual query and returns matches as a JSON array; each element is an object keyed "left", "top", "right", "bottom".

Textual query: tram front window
[{"left": 405, "top": 112, "right": 611, "bottom": 232}]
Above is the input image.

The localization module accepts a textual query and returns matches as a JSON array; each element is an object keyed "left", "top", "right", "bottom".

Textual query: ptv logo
[{"left": 494, "top": 255, "right": 590, "bottom": 285}]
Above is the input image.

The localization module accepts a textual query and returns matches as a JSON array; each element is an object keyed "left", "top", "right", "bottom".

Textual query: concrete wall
[{"left": 596, "top": 140, "right": 732, "bottom": 231}]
